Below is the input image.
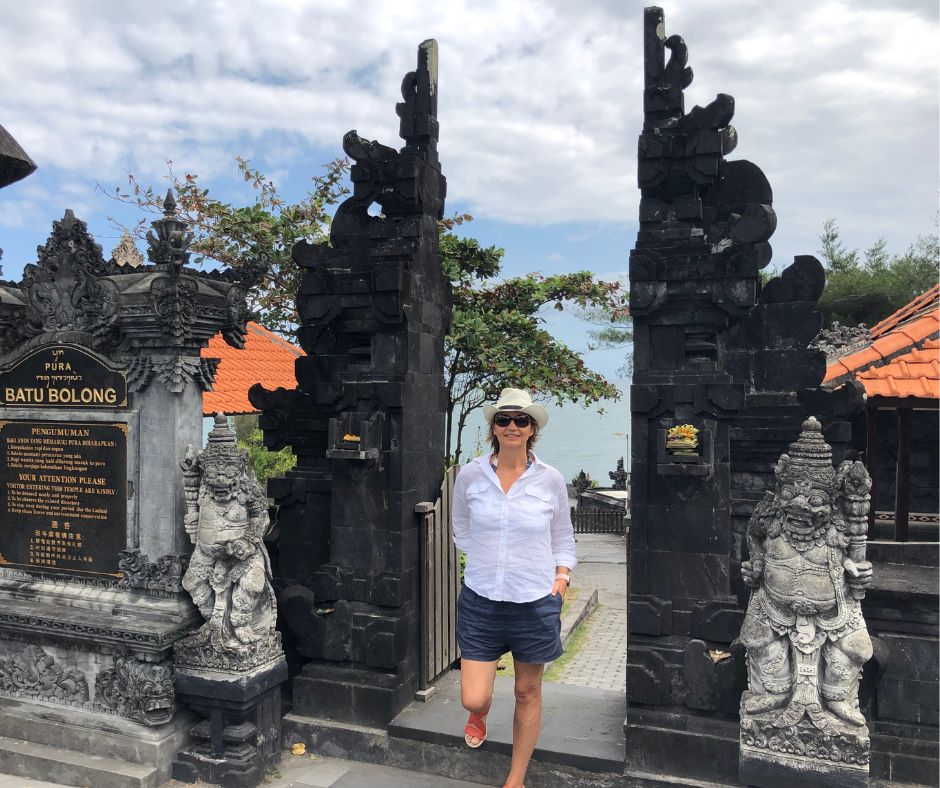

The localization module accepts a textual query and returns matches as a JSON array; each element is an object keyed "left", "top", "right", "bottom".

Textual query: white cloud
[{"left": 0, "top": 0, "right": 936, "bottom": 273}]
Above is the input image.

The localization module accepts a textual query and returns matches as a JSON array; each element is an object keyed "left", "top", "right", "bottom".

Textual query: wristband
[{"left": 555, "top": 573, "right": 570, "bottom": 585}]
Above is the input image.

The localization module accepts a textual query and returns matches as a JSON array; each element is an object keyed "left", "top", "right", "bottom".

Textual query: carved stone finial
[
  {"left": 174, "top": 416, "right": 282, "bottom": 671},
  {"left": 111, "top": 230, "right": 145, "bottom": 268},
  {"left": 5, "top": 210, "right": 119, "bottom": 350},
  {"left": 739, "top": 416, "right": 873, "bottom": 782},
  {"left": 811, "top": 321, "right": 872, "bottom": 360},
  {"left": 146, "top": 190, "right": 192, "bottom": 269},
  {"left": 396, "top": 38, "right": 439, "bottom": 152}
]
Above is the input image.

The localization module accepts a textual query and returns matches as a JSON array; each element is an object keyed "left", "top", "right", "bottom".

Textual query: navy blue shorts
[{"left": 457, "top": 584, "right": 564, "bottom": 664}]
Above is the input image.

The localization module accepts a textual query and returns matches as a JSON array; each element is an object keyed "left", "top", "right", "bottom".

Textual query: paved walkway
[
  {"left": 0, "top": 756, "right": 493, "bottom": 788},
  {"left": 552, "top": 533, "right": 627, "bottom": 693}
]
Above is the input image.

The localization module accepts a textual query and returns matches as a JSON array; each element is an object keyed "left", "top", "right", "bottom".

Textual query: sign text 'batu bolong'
[
  {"left": 0, "top": 344, "right": 127, "bottom": 406},
  {"left": 0, "top": 133, "right": 268, "bottom": 786}
]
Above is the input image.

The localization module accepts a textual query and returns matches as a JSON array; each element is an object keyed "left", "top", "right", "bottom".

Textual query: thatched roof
[{"left": 0, "top": 125, "right": 37, "bottom": 189}]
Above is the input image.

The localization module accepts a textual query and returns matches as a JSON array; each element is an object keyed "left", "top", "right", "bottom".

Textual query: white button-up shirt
[{"left": 452, "top": 453, "right": 577, "bottom": 603}]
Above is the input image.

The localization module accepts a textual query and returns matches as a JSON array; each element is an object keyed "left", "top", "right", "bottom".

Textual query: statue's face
[
  {"left": 778, "top": 478, "right": 831, "bottom": 533},
  {"left": 206, "top": 466, "right": 238, "bottom": 501}
]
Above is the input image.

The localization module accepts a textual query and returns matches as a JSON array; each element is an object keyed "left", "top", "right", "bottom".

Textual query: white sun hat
[{"left": 482, "top": 388, "right": 549, "bottom": 429}]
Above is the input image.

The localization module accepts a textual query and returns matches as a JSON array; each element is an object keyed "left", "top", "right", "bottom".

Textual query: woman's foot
[{"left": 464, "top": 710, "right": 488, "bottom": 748}]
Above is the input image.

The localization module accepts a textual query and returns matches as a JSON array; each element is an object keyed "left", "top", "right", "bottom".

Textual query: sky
[{"left": 0, "top": 0, "right": 937, "bottom": 380}]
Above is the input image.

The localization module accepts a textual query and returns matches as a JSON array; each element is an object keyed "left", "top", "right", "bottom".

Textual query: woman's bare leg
[
  {"left": 505, "top": 660, "right": 544, "bottom": 788},
  {"left": 460, "top": 658, "right": 498, "bottom": 745}
]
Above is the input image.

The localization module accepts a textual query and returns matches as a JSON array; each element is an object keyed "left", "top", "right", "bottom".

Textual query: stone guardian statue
[
  {"left": 739, "top": 416, "right": 874, "bottom": 786},
  {"left": 175, "top": 414, "right": 280, "bottom": 667}
]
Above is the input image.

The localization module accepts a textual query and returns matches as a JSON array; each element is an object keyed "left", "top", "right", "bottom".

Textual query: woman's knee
[
  {"left": 514, "top": 679, "right": 542, "bottom": 705},
  {"left": 461, "top": 688, "right": 491, "bottom": 714}
]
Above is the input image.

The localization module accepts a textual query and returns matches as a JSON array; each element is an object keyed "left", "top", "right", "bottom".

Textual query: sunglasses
[{"left": 493, "top": 413, "right": 532, "bottom": 428}]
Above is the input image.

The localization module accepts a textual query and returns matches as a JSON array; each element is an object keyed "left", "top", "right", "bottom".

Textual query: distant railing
[
  {"left": 415, "top": 465, "right": 460, "bottom": 691},
  {"left": 572, "top": 505, "right": 628, "bottom": 535}
]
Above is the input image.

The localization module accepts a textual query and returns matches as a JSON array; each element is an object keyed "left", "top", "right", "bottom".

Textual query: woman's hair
[{"left": 488, "top": 416, "right": 540, "bottom": 456}]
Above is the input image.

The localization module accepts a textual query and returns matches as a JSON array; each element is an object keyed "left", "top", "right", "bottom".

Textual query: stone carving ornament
[
  {"left": 175, "top": 415, "right": 281, "bottom": 671},
  {"left": 0, "top": 644, "right": 88, "bottom": 703},
  {"left": 740, "top": 417, "right": 873, "bottom": 768},
  {"left": 94, "top": 657, "right": 174, "bottom": 726}
]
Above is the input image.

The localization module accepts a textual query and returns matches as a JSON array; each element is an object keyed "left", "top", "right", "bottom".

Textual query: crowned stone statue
[
  {"left": 174, "top": 414, "right": 281, "bottom": 671},
  {"left": 739, "top": 416, "right": 873, "bottom": 785}
]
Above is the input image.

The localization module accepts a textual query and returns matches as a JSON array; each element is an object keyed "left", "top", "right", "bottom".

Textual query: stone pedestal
[
  {"left": 740, "top": 702, "right": 870, "bottom": 788},
  {"left": 172, "top": 658, "right": 288, "bottom": 788}
]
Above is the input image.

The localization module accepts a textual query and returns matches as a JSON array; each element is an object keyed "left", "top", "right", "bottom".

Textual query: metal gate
[{"left": 416, "top": 465, "right": 460, "bottom": 690}]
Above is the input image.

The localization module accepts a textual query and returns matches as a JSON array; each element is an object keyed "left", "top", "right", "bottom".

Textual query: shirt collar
[{"left": 473, "top": 452, "right": 542, "bottom": 489}]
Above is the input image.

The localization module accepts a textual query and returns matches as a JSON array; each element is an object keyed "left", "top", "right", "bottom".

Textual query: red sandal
[{"left": 464, "top": 710, "right": 487, "bottom": 748}]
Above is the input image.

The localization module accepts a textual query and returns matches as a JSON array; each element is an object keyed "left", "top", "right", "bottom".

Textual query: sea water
[{"left": 450, "top": 379, "right": 631, "bottom": 486}]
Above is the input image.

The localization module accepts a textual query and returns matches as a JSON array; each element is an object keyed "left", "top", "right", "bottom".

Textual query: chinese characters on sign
[{"left": 0, "top": 421, "right": 127, "bottom": 578}]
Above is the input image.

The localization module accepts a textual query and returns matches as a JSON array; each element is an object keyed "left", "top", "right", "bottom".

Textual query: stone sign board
[
  {"left": 0, "top": 418, "right": 126, "bottom": 578},
  {"left": 0, "top": 344, "right": 127, "bottom": 408}
]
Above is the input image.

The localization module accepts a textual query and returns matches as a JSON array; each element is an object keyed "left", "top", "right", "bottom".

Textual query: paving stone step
[
  {"left": 0, "top": 735, "right": 159, "bottom": 788},
  {"left": 0, "top": 703, "right": 190, "bottom": 768}
]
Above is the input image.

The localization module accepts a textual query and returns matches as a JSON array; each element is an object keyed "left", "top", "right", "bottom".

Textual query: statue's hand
[
  {"left": 843, "top": 559, "right": 873, "bottom": 591},
  {"left": 184, "top": 512, "right": 199, "bottom": 535},
  {"left": 741, "top": 557, "right": 764, "bottom": 588}
]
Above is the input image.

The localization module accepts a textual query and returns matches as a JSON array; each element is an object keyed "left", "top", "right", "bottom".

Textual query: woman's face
[{"left": 493, "top": 410, "right": 534, "bottom": 450}]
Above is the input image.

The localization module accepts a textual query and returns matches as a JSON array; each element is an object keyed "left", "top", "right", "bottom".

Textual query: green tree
[
  {"left": 574, "top": 278, "right": 632, "bottom": 377},
  {"left": 105, "top": 157, "right": 350, "bottom": 335},
  {"left": 109, "top": 161, "right": 623, "bottom": 465},
  {"left": 232, "top": 414, "right": 298, "bottom": 487},
  {"left": 445, "top": 219, "right": 623, "bottom": 461},
  {"left": 816, "top": 218, "right": 939, "bottom": 327}
]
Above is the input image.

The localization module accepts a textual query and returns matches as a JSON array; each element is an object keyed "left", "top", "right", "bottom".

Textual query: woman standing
[{"left": 451, "top": 388, "right": 576, "bottom": 788}]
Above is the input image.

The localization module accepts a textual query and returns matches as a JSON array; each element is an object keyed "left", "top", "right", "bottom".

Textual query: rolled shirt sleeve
[
  {"left": 451, "top": 465, "right": 471, "bottom": 553},
  {"left": 550, "top": 474, "right": 577, "bottom": 571}
]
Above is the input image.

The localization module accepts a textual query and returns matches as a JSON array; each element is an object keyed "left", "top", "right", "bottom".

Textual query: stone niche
[{"left": 0, "top": 201, "right": 264, "bottom": 782}]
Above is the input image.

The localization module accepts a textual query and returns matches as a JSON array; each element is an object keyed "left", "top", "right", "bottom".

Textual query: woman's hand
[{"left": 551, "top": 576, "right": 569, "bottom": 602}]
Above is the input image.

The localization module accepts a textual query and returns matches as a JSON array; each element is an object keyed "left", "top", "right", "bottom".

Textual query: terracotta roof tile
[
  {"left": 823, "top": 288, "right": 940, "bottom": 399},
  {"left": 870, "top": 284, "right": 939, "bottom": 338},
  {"left": 201, "top": 322, "right": 302, "bottom": 415},
  {"left": 855, "top": 339, "right": 940, "bottom": 400}
]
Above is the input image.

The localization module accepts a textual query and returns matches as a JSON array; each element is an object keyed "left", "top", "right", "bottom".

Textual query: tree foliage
[
  {"left": 232, "top": 414, "right": 297, "bottom": 487},
  {"left": 574, "top": 278, "right": 632, "bottom": 377},
  {"left": 816, "top": 218, "right": 938, "bottom": 327},
  {"left": 444, "top": 216, "right": 624, "bottom": 461},
  {"left": 105, "top": 157, "right": 350, "bottom": 335},
  {"left": 109, "top": 161, "right": 624, "bottom": 465}
]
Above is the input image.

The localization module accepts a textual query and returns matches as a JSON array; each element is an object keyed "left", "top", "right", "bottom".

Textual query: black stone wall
[
  {"left": 625, "top": 10, "right": 937, "bottom": 785},
  {"left": 251, "top": 40, "right": 449, "bottom": 727}
]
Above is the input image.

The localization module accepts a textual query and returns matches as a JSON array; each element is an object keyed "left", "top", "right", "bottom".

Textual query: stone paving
[{"left": 552, "top": 533, "right": 627, "bottom": 693}]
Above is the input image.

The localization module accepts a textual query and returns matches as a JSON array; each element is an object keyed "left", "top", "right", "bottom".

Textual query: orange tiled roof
[
  {"left": 201, "top": 322, "right": 302, "bottom": 415},
  {"left": 823, "top": 287, "right": 940, "bottom": 399},
  {"left": 870, "top": 284, "right": 939, "bottom": 338},
  {"left": 854, "top": 339, "right": 940, "bottom": 399}
]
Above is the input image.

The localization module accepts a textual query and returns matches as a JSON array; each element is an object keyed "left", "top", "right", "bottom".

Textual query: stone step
[
  {"left": 0, "top": 702, "right": 190, "bottom": 767},
  {"left": 0, "top": 735, "right": 159, "bottom": 788},
  {"left": 284, "top": 672, "right": 638, "bottom": 788}
]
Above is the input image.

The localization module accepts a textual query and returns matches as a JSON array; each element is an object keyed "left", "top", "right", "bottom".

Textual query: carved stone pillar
[{"left": 252, "top": 40, "right": 449, "bottom": 728}]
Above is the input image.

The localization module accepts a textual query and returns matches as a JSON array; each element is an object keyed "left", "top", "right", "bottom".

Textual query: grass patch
[
  {"left": 543, "top": 604, "right": 598, "bottom": 683},
  {"left": 495, "top": 589, "right": 584, "bottom": 682}
]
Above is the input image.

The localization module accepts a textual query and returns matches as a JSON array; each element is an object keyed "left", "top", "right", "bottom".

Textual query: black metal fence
[{"left": 572, "top": 506, "right": 628, "bottom": 535}]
